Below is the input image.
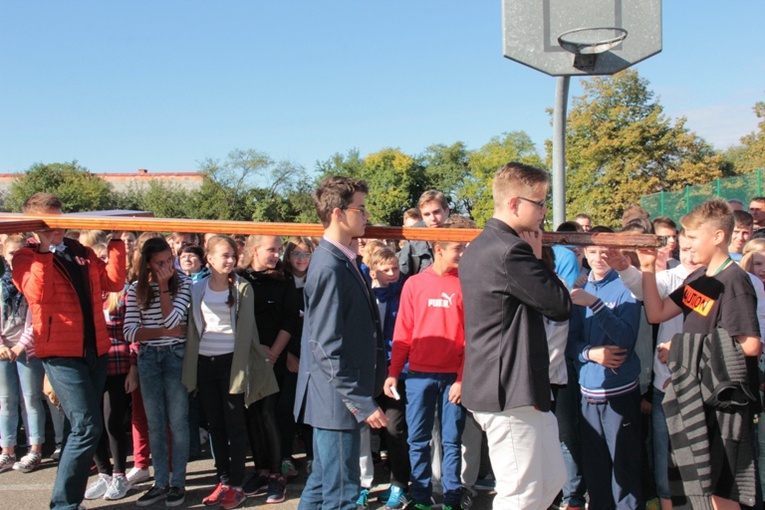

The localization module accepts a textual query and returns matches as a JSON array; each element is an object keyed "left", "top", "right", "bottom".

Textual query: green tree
[
  {"left": 362, "top": 148, "right": 425, "bottom": 225},
  {"left": 724, "top": 101, "right": 765, "bottom": 175},
  {"left": 559, "top": 69, "right": 723, "bottom": 227},
  {"left": 420, "top": 142, "right": 470, "bottom": 213},
  {"left": 5, "top": 161, "right": 114, "bottom": 213}
]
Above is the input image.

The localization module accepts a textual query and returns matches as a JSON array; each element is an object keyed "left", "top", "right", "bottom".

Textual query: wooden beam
[{"left": 0, "top": 213, "right": 666, "bottom": 248}]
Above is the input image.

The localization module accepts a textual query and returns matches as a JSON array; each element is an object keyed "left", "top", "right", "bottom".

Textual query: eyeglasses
[
  {"left": 344, "top": 207, "right": 369, "bottom": 215},
  {"left": 290, "top": 252, "right": 312, "bottom": 260},
  {"left": 517, "top": 196, "right": 547, "bottom": 209}
]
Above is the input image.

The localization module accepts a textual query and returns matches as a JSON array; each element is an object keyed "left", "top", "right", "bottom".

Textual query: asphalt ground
[{"left": 0, "top": 451, "right": 497, "bottom": 509}]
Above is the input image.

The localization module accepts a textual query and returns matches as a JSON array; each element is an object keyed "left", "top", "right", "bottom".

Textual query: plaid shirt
[{"left": 105, "top": 293, "right": 134, "bottom": 376}]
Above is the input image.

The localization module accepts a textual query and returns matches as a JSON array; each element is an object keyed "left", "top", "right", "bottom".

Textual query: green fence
[{"left": 641, "top": 169, "right": 764, "bottom": 222}]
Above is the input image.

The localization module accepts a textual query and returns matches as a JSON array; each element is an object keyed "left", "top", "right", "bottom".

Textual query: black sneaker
[
  {"left": 136, "top": 485, "right": 168, "bottom": 507},
  {"left": 166, "top": 486, "right": 186, "bottom": 507},
  {"left": 243, "top": 473, "right": 270, "bottom": 496}
]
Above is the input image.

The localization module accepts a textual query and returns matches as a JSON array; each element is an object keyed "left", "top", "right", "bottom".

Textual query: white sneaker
[
  {"left": 104, "top": 474, "right": 131, "bottom": 500},
  {"left": 126, "top": 466, "right": 151, "bottom": 486},
  {"left": 84, "top": 474, "right": 112, "bottom": 500}
]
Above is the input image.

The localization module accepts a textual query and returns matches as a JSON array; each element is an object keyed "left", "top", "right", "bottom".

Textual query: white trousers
[{"left": 471, "top": 406, "right": 566, "bottom": 510}]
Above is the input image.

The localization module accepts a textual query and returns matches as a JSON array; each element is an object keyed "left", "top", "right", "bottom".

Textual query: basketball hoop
[{"left": 557, "top": 27, "right": 628, "bottom": 72}]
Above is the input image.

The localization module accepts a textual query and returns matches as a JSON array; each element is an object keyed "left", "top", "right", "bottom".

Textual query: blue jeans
[
  {"left": 652, "top": 390, "right": 671, "bottom": 500},
  {"left": 405, "top": 371, "right": 466, "bottom": 507},
  {"left": 42, "top": 350, "right": 108, "bottom": 510},
  {"left": 137, "top": 343, "right": 189, "bottom": 488},
  {"left": 0, "top": 352, "right": 46, "bottom": 447},
  {"left": 299, "top": 427, "right": 361, "bottom": 510}
]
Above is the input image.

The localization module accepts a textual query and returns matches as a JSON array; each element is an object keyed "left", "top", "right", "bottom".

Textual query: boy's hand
[
  {"left": 43, "top": 375, "right": 59, "bottom": 407},
  {"left": 573, "top": 274, "right": 588, "bottom": 289},
  {"left": 364, "top": 407, "right": 389, "bottom": 429},
  {"left": 286, "top": 352, "right": 300, "bottom": 373},
  {"left": 383, "top": 377, "right": 399, "bottom": 400},
  {"left": 588, "top": 345, "right": 627, "bottom": 369},
  {"left": 636, "top": 248, "right": 658, "bottom": 271},
  {"left": 657, "top": 341, "right": 671, "bottom": 364},
  {"left": 448, "top": 381, "right": 462, "bottom": 405},
  {"left": 0, "top": 345, "right": 12, "bottom": 361},
  {"left": 519, "top": 229, "right": 543, "bottom": 259},
  {"left": 570, "top": 288, "right": 597, "bottom": 307},
  {"left": 603, "top": 249, "right": 631, "bottom": 271}
]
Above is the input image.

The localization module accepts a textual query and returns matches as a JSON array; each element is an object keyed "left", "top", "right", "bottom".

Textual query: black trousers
[
  {"left": 94, "top": 373, "right": 130, "bottom": 475},
  {"left": 378, "top": 378, "right": 411, "bottom": 489},
  {"left": 197, "top": 354, "right": 248, "bottom": 487},
  {"left": 245, "top": 389, "right": 282, "bottom": 474}
]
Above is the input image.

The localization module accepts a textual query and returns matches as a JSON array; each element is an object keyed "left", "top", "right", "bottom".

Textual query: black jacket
[{"left": 459, "top": 218, "right": 572, "bottom": 413}]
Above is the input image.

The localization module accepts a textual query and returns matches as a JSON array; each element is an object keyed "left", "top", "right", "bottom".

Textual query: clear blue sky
[{"left": 1, "top": 1, "right": 762, "bottom": 175}]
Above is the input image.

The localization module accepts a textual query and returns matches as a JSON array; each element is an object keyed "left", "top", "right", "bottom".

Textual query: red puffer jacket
[{"left": 12, "top": 238, "right": 126, "bottom": 359}]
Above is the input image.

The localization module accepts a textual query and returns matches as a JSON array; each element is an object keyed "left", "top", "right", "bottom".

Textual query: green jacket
[{"left": 182, "top": 274, "right": 279, "bottom": 407}]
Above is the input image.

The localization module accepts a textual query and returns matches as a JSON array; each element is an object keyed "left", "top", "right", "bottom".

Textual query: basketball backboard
[{"left": 502, "top": 0, "right": 662, "bottom": 76}]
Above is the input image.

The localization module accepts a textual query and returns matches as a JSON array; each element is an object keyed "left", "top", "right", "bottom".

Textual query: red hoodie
[{"left": 389, "top": 266, "right": 465, "bottom": 380}]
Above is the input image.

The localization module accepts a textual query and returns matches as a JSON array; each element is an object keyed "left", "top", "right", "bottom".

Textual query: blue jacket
[
  {"left": 293, "top": 239, "right": 386, "bottom": 430},
  {"left": 371, "top": 276, "right": 403, "bottom": 365},
  {"left": 566, "top": 269, "right": 641, "bottom": 398}
]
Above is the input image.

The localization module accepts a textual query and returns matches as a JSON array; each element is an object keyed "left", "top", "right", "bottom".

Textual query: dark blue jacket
[{"left": 293, "top": 239, "right": 386, "bottom": 430}]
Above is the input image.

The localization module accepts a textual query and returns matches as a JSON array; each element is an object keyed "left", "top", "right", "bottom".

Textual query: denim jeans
[
  {"left": 299, "top": 426, "right": 361, "bottom": 510},
  {"left": 652, "top": 389, "right": 671, "bottom": 500},
  {"left": 42, "top": 349, "right": 108, "bottom": 510},
  {"left": 0, "top": 352, "right": 46, "bottom": 447},
  {"left": 405, "top": 371, "right": 466, "bottom": 507},
  {"left": 137, "top": 343, "right": 189, "bottom": 488}
]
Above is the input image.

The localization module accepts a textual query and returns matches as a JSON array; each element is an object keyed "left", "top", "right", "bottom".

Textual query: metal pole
[{"left": 552, "top": 76, "right": 571, "bottom": 228}]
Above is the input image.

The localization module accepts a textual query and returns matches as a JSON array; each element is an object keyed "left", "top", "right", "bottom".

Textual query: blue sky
[{"left": 1, "top": 1, "right": 763, "bottom": 175}]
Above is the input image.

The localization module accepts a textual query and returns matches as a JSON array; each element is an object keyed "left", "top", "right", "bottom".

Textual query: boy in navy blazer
[{"left": 294, "top": 176, "right": 388, "bottom": 509}]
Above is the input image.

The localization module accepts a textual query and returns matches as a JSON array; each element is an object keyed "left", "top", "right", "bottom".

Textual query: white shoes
[
  {"left": 104, "top": 474, "right": 131, "bottom": 500},
  {"left": 126, "top": 466, "right": 151, "bottom": 486},
  {"left": 84, "top": 474, "right": 112, "bottom": 500}
]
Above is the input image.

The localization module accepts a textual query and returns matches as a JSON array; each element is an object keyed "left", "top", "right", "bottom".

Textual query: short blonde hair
[
  {"left": 362, "top": 239, "right": 387, "bottom": 267},
  {"left": 492, "top": 162, "right": 550, "bottom": 210},
  {"left": 418, "top": 190, "right": 449, "bottom": 211},
  {"left": 742, "top": 238, "right": 765, "bottom": 258},
  {"left": 680, "top": 199, "right": 734, "bottom": 243},
  {"left": 368, "top": 247, "right": 398, "bottom": 272}
]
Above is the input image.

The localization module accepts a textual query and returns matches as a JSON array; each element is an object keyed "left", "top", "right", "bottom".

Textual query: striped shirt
[
  {"left": 199, "top": 285, "right": 235, "bottom": 356},
  {"left": 123, "top": 275, "right": 192, "bottom": 346}
]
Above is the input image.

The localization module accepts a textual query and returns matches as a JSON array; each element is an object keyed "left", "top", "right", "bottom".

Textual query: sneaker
[
  {"left": 136, "top": 485, "right": 168, "bottom": 507},
  {"left": 243, "top": 473, "right": 269, "bottom": 496},
  {"left": 385, "top": 485, "right": 409, "bottom": 509},
  {"left": 220, "top": 487, "right": 246, "bottom": 509},
  {"left": 356, "top": 487, "right": 371, "bottom": 509},
  {"left": 165, "top": 486, "right": 185, "bottom": 507},
  {"left": 265, "top": 474, "right": 286, "bottom": 504},
  {"left": 127, "top": 466, "right": 151, "bottom": 486},
  {"left": 0, "top": 453, "right": 16, "bottom": 472},
  {"left": 84, "top": 474, "right": 112, "bottom": 499},
  {"left": 281, "top": 458, "right": 299, "bottom": 478},
  {"left": 459, "top": 486, "right": 477, "bottom": 510},
  {"left": 104, "top": 474, "right": 131, "bottom": 500},
  {"left": 12, "top": 451, "right": 42, "bottom": 473},
  {"left": 403, "top": 502, "right": 431, "bottom": 510},
  {"left": 203, "top": 482, "right": 228, "bottom": 506},
  {"left": 51, "top": 444, "right": 62, "bottom": 461}
]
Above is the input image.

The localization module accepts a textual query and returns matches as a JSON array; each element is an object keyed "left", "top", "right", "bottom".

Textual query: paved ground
[{"left": 0, "top": 453, "right": 497, "bottom": 509}]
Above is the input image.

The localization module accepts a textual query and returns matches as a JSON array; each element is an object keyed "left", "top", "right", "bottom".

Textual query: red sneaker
[
  {"left": 202, "top": 483, "right": 228, "bottom": 506},
  {"left": 220, "top": 487, "right": 246, "bottom": 509}
]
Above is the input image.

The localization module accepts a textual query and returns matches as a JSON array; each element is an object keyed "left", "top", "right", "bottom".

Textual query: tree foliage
[
  {"left": 558, "top": 69, "right": 723, "bottom": 227},
  {"left": 4, "top": 161, "right": 113, "bottom": 213},
  {"left": 724, "top": 102, "right": 765, "bottom": 175}
]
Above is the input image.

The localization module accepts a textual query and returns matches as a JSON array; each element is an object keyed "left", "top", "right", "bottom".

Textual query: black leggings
[{"left": 94, "top": 373, "right": 130, "bottom": 475}]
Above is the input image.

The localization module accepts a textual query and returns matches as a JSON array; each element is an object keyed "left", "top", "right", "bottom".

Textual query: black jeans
[
  {"left": 94, "top": 373, "right": 130, "bottom": 475},
  {"left": 245, "top": 389, "right": 281, "bottom": 473},
  {"left": 198, "top": 354, "right": 248, "bottom": 487},
  {"left": 378, "top": 377, "right": 410, "bottom": 489}
]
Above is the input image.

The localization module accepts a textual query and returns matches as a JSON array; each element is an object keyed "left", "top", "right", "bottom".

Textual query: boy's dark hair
[
  {"left": 434, "top": 214, "right": 477, "bottom": 249},
  {"left": 621, "top": 204, "right": 650, "bottom": 227},
  {"left": 652, "top": 216, "right": 677, "bottom": 232},
  {"left": 623, "top": 217, "right": 654, "bottom": 235},
  {"left": 418, "top": 190, "right": 449, "bottom": 211},
  {"left": 556, "top": 221, "right": 583, "bottom": 232},
  {"left": 313, "top": 176, "right": 369, "bottom": 227},
  {"left": 22, "top": 192, "right": 63, "bottom": 213},
  {"left": 590, "top": 225, "right": 615, "bottom": 234},
  {"left": 733, "top": 210, "right": 754, "bottom": 229},
  {"left": 750, "top": 196, "right": 765, "bottom": 205},
  {"left": 680, "top": 199, "right": 734, "bottom": 243}
]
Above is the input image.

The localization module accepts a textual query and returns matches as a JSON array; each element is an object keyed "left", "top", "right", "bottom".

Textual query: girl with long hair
[
  {"left": 182, "top": 235, "right": 278, "bottom": 509},
  {"left": 123, "top": 237, "right": 192, "bottom": 508}
]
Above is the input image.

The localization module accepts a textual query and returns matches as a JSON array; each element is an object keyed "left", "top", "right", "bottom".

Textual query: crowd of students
[{"left": 1, "top": 171, "right": 765, "bottom": 510}]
